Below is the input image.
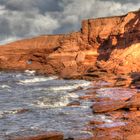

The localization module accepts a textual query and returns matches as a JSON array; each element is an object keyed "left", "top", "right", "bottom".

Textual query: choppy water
[{"left": 0, "top": 70, "right": 94, "bottom": 139}]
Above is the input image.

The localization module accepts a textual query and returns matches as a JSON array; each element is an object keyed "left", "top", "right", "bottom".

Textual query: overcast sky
[{"left": 0, "top": 0, "right": 140, "bottom": 44}]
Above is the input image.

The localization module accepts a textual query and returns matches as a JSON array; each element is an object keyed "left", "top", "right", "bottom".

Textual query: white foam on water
[
  {"left": 19, "top": 76, "right": 58, "bottom": 84},
  {"left": 0, "top": 110, "right": 17, "bottom": 118},
  {"left": 99, "top": 122, "right": 126, "bottom": 128},
  {"left": 31, "top": 80, "right": 91, "bottom": 108},
  {"left": 48, "top": 81, "right": 91, "bottom": 91},
  {"left": 35, "top": 100, "right": 68, "bottom": 108},
  {"left": 0, "top": 108, "right": 29, "bottom": 117},
  {"left": 24, "top": 70, "right": 36, "bottom": 75},
  {"left": 68, "top": 92, "right": 79, "bottom": 98},
  {"left": 15, "top": 74, "right": 22, "bottom": 78},
  {"left": 4, "top": 110, "right": 19, "bottom": 115},
  {"left": 32, "top": 92, "right": 80, "bottom": 108},
  {"left": 93, "top": 114, "right": 113, "bottom": 123},
  {"left": 33, "top": 95, "right": 70, "bottom": 108},
  {"left": 105, "top": 119, "right": 113, "bottom": 123},
  {"left": 0, "top": 111, "right": 4, "bottom": 118},
  {"left": 1, "top": 85, "right": 10, "bottom": 89}
]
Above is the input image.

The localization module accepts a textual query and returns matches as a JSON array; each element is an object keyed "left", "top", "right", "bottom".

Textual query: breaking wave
[
  {"left": 24, "top": 70, "right": 36, "bottom": 75},
  {"left": 0, "top": 85, "right": 11, "bottom": 89},
  {"left": 0, "top": 71, "right": 93, "bottom": 139},
  {"left": 48, "top": 81, "right": 91, "bottom": 91},
  {"left": 19, "top": 76, "right": 58, "bottom": 84},
  {"left": 32, "top": 92, "right": 79, "bottom": 108}
]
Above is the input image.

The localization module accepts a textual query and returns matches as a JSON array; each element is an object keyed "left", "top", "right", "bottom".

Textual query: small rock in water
[
  {"left": 79, "top": 95, "right": 94, "bottom": 100},
  {"left": 67, "top": 101, "right": 80, "bottom": 106},
  {"left": 4, "top": 109, "right": 29, "bottom": 115},
  {"left": 89, "top": 120, "right": 104, "bottom": 125},
  {"left": 16, "top": 109, "right": 30, "bottom": 114}
]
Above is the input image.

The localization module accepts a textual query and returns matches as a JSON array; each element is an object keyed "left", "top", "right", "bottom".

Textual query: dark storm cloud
[
  {"left": 4, "top": 0, "right": 63, "bottom": 13},
  {"left": 100, "top": 0, "right": 140, "bottom": 4},
  {"left": 0, "top": 0, "right": 139, "bottom": 44}
]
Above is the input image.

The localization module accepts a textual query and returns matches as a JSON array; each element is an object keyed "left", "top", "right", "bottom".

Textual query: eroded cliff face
[{"left": 0, "top": 10, "right": 140, "bottom": 78}]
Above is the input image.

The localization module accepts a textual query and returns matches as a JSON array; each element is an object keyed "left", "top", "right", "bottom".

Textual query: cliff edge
[{"left": 0, "top": 10, "right": 140, "bottom": 78}]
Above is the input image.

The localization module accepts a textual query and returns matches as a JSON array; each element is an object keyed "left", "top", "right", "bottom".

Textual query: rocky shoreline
[
  {"left": 1, "top": 10, "right": 140, "bottom": 140},
  {"left": 87, "top": 73, "right": 140, "bottom": 140},
  {"left": 6, "top": 73, "right": 140, "bottom": 140}
]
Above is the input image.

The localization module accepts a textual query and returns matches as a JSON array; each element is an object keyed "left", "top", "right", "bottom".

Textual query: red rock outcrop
[
  {"left": 0, "top": 10, "right": 140, "bottom": 78},
  {"left": 8, "top": 131, "right": 64, "bottom": 140}
]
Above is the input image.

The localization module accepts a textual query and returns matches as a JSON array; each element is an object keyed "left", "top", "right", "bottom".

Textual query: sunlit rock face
[{"left": 0, "top": 10, "right": 140, "bottom": 77}]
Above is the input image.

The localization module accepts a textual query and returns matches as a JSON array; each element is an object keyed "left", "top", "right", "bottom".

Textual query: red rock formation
[
  {"left": 0, "top": 10, "right": 140, "bottom": 78},
  {"left": 9, "top": 131, "right": 64, "bottom": 140}
]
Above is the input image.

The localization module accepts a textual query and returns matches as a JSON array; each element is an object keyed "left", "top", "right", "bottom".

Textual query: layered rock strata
[{"left": 1, "top": 10, "right": 140, "bottom": 78}]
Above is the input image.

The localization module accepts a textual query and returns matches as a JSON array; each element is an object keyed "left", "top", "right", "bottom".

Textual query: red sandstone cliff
[{"left": 1, "top": 10, "right": 140, "bottom": 78}]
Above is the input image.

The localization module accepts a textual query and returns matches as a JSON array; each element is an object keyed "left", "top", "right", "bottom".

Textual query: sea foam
[
  {"left": 48, "top": 81, "right": 91, "bottom": 91},
  {"left": 19, "top": 76, "right": 58, "bottom": 84}
]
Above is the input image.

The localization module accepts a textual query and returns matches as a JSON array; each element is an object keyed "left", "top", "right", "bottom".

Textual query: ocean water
[{"left": 0, "top": 70, "right": 94, "bottom": 139}]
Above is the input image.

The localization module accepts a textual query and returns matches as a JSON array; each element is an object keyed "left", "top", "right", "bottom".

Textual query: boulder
[
  {"left": 92, "top": 87, "right": 137, "bottom": 113},
  {"left": 76, "top": 51, "right": 85, "bottom": 63},
  {"left": 92, "top": 100, "right": 127, "bottom": 113}
]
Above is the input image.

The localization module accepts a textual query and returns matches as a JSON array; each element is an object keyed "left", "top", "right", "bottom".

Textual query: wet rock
[
  {"left": 92, "top": 100, "right": 127, "bottom": 113},
  {"left": 95, "top": 88, "right": 136, "bottom": 101},
  {"left": 91, "top": 121, "right": 127, "bottom": 140},
  {"left": 2, "top": 109, "right": 30, "bottom": 116},
  {"left": 66, "top": 134, "right": 93, "bottom": 140},
  {"left": 70, "top": 86, "right": 83, "bottom": 93},
  {"left": 93, "top": 121, "right": 126, "bottom": 131},
  {"left": 74, "top": 136, "right": 93, "bottom": 140},
  {"left": 9, "top": 131, "right": 64, "bottom": 140},
  {"left": 91, "top": 107, "right": 140, "bottom": 139},
  {"left": 89, "top": 120, "right": 104, "bottom": 125},
  {"left": 67, "top": 101, "right": 80, "bottom": 106},
  {"left": 92, "top": 87, "right": 137, "bottom": 113},
  {"left": 15, "top": 109, "right": 30, "bottom": 114},
  {"left": 92, "top": 131, "right": 123, "bottom": 140},
  {"left": 79, "top": 95, "right": 95, "bottom": 100},
  {"left": 91, "top": 87, "right": 140, "bottom": 113}
]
